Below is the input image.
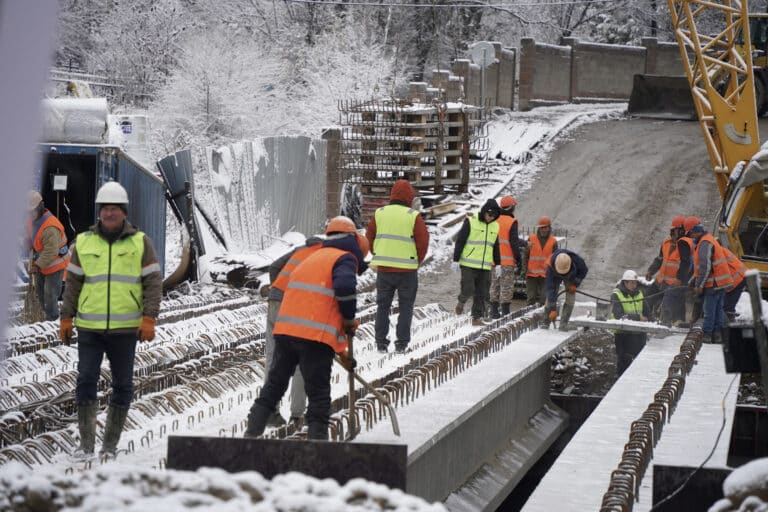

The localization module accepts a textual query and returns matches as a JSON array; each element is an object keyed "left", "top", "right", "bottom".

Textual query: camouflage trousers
[{"left": 489, "top": 266, "right": 517, "bottom": 303}]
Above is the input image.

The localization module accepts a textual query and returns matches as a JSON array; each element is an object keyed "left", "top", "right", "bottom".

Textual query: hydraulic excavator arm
[{"left": 668, "top": 0, "right": 768, "bottom": 279}]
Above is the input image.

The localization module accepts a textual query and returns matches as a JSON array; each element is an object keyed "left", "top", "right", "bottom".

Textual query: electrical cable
[{"left": 648, "top": 374, "right": 738, "bottom": 511}]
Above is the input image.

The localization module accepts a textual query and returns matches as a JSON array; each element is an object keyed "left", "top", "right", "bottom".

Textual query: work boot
[
  {"left": 490, "top": 302, "right": 500, "bottom": 319},
  {"left": 455, "top": 302, "right": 465, "bottom": 315},
  {"left": 100, "top": 405, "right": 129, "bottom": 459},
  {"left": 266, "top": 411, "right": 286, "bottom": 427},
  {"left": 559, "top": 303, "right": 574, "bottom": 331},
  {"left": 288, "top": 416, "right": 304, "bottom": 430},
  {"left": 244, "top": 403, "right": 271, "bottom": 438},
  {"left": 501, "top": 303, "right": 511, "bottom": 316},
  {"left": 73, "top": 401, "right": 98, "bottom": 460},
  {"left": 307, "top": 421, "right": 329, "bottom": 441},
  {"left": 472, "top": 318, "right": 486, "bottom": 327},
  {"left": 395, "top": 341, "right": 408, "bottom": 353},
  {"left": 712, "top": 330, "right": 723, "bottom": 344}
]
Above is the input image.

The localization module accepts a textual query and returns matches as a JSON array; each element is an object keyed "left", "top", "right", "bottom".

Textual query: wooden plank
[{"left": 423, "top": 201, "right": 458, "bottom": 219}]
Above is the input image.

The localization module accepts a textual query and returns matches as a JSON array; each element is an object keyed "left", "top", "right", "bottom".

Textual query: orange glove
[
  {"left": 342, "top": 319, "right": 360, "bottom": 337},
  {"left": 60, "top": 317, "right": 74, "bottom": 345},
  {"left": 548, "top": 310, "right": 558, "bottom": 322},
  {"left": 138, "top": 316, "right": 156, "bottom": 342},
  {"left": 566, "top": 284, "right": 577, "bottom": 293}
]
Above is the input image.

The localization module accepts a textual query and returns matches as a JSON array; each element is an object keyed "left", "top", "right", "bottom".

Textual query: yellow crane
[{"left": 668, "top": 0, "right": 768, "bottom": 282}]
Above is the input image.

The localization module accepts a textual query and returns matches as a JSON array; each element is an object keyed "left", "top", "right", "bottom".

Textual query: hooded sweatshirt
[
  {"left": 453, "top": 199, "right": 501, "bottom": 265},
  {"left": 366, "top": 179, "right": 430, "bottom": 273}
]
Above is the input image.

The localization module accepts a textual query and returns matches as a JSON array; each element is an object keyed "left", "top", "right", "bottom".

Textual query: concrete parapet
[
  {"left": 569, "top": 38, "right": 646, "bottom": 101},
  {"left": 518, "top": 38, "right": 571, "bottom": 110},
  {"left": 643, "top": 37, "right": 684, "bottom": 76},
  {"left": 498, "top": 48, "right": 517, "bottom": 109}
]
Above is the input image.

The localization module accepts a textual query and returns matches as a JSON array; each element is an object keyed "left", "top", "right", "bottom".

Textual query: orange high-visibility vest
[
  {"left": 527, "top": 234, "right": 556, "bottom": 278},
  {"left": 26, "top": 211, "right": 69, "bottom": 275},
  {"left": 271, "top": 244, "right": 322, "bottom": 294},
  {"left": 722, "top": 246, "right": 747, "bottom": 289},
  {"left": 656, "top": 237, "right": 692, "bottom": 286},
  {"left": 693, "top": 233, "right": 734, "bottom": 289},
  {"left": 496, "top": 216, "right": 518, "bottom": 267},
  {"left": 273, "top": 247, "right": 352, "bottom": 353}
]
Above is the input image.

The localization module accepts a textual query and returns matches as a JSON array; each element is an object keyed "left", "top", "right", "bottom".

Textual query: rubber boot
[
  {"left": 490, "top": 302, "right": 500, "bottom": 319},
  {"left": 501, "top": 303, "right": 511, "bottom": 316},
  {"left": 73, "top": 401, "right": 98, "bottom": 459},
  {"left": 559, "top": 303, "right": 574, "bottom": 331},
  {"left": 307, "top": 421, "right": 328, "bottom": 441},
  {"left": 100, "top": 405, "right": 129, "bottom": 458},
  {"left": 244, "top": 403, "right": 271, "bottom": 438}
]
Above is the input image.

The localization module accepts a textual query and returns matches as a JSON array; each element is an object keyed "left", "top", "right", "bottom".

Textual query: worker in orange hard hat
[
  {"left": 489, "top": 195, "right": 522, "bottom": 319},
  {"left": 644, "top": 215, "right": 693, "bottom": 326},
  {"left": 245, "top": 215, "right": 368, "bottom": 440},
  {"left": 546, "top": 249, "right": 588, "bottom": 331},
  {"left": 523, "top": 215, "right": 558, "bottom": 312}
]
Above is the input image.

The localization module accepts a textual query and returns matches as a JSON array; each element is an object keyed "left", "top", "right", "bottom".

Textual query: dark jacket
[
  {"left": 546, "top": 249, "right": 588, "bottom": 310},
  {"left": 610, "top": 281, "right": 650, "bottom": 320},
  {"left": 453, "top": 199, "right": 501, "bottom": 265},
  {"left": 267, "top": 235, "right": 324, "bottom": 301},
  {"left": 366, "top": 179, "right": 430, "bottom": 272},
  {"left": 322, "top": 233, "right": 367, "bottom": 321}
]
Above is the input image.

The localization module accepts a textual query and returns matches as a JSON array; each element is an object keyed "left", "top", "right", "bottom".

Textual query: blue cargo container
[{"left": 35, "top": 144, "right": 166, "bottom": 276}]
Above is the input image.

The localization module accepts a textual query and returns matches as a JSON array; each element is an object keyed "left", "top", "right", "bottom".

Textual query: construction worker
[
  {"left": 245, "top": 216, "right": 368, "bottom": 441},
  {"left": 489, "top": 195, "right": 522, "bottom": 318},
  {"left": 546, "top": 249, "right": 588, "bottom": 331},
  {"left": 610, "top": 270, "right": 650, "bottom": 376},
  {"left": 25, "top": 190, "right": 68, "bottom": 321},
  {"left": 367, "top": 179, "right": 429, "bottom": 353},
  {"left": 524, "top": 216, "right": 558, "bottom": 308},
  {"left": 59, "top": 181, "right": 162, "bottom": 459},
  {"left": 722, "top": 245, "right": 748, "bottom": 320},
  {"left": 262, "top": 234, "right": 325, "bottom": 428},
  {"left": 451, "top": 199, "right": 501, "bottom": 326},
  {"left": 645, "top": 215, "right": 693, "bottom": 326},
  {"left": 685, "top": 216, "right": 734, "bottom": 343}
]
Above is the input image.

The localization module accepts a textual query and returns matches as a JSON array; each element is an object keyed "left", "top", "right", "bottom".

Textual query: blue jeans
[
  {"left": 35, "top": 270, "right": 63, "bottom": 321},
  {"left": 374, "top": 271, "right": 418, "bottom": 348},
  {"left": 76, "top": 330, "right": 137, "bottom": 408},
  {"left": 701, "top": 288, "right": 726, "bottom": 335}
]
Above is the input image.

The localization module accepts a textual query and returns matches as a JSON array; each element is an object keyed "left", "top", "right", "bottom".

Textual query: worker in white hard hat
[
  {"left": 59, "top": 180, "right": 163, "bottom": 461},
  {"left": 610, "top": 269, "right": 650, "bottom": 376},
  {"left": 545, "top": 249, "right": 588, "bottom": 331},
  {"left": 24, "top": 190, "right": 69, "bottom": 320}
]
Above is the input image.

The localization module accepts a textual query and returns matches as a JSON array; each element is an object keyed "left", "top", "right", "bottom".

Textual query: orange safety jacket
[
  {"left": 271, "top": 244, "right": 323, "bottom": 294},
  {"left": 26, "top": 210, "right": 69, "bottom": 275},
  {"left": 693, "top": 233, "right": 734, "bottom": 289},
  {"left": 497, "top": 216, "right": 518, "bottom": 267},
  {"left": 273, "top": 247, "right": 351, "bottom": 354},
  {"left": 527, "top": 234, "right": 556, "bottom": 278},
  {"left": 656, "top": 237, "right": 692, "bottom": 286},
  {"left": 722, "top": 246, "right": 747, "bottom": 289}
]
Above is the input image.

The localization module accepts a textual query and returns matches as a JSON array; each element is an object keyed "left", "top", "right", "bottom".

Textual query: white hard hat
[
  {"left": 622, "top": 269, "right": 639, "bottom": 281},
  {"left": 27, "top": 190, "right": 43, "bottom": 211},
  {"left": 554, "top": 253, "right": 571, "bottom": 274},
  {"left": 95, "top": 181, "right": 129, "bottom": 205}
]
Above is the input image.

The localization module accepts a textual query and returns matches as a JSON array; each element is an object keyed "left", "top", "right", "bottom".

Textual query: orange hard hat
[
  {"left": 499, "top": 195, "right": 517, "bottom": 209},
  {"left": 683, "top": 216, "right": 701, "bottom": 234},
  {"left": 325, "top": 215, "right": 357, "bottom": 235},
  {"left": 670, "top": 215, "right": 686, "bottom": 230},
  {"left": 537, "top": 216, "right": 552, "bottom": 228}
]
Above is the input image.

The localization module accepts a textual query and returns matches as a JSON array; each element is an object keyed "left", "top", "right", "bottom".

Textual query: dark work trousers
[
  {"left": 660, "top": 286, "right": 687, "bottom": 325},
  {"left": 374, "top": 271, "right": 418, "bottom": 349},
  {"left": 76, "top": 330, "right": 137, "bottom": 408},
  {"left": 644, "top": 281, "right": 663, "bottom": 320},
  {"left": 459, "top": 267, "right": 491, "bottom": 320},
  {"left": 36, "top": 270, "right": 63, "bottom": 321},
  {"left": 614, "top": 331, "right": 648, "bottom": 377},
  {"left": 526, "top": 276, "right": 546, "bottom": 306},
  {"left": 724, "top": 280, "right": 746, "bottom": 318},
  {"left": 256, "top": 335, "right": 334, "bottom": 433}
]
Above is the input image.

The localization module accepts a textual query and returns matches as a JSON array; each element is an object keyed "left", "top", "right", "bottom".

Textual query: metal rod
[{"left": 334, "top": 356, "right": 401, "bottom": 437}]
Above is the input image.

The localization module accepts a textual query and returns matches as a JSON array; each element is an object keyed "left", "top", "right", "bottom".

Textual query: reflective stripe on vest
[
  {"left": 723, "top": 246, "right": 747, "bottom": 289},
  {"left": 657, "top": 237, "right": 682, "bottom": 286},
  {"left": 610, "top": 288, "right": 644, "bottom": 318},
  {"left": 496, "top": 215, "right": 517, "bottom": 267},
  {"left": 273, "top": 247, "right": 351, "bottom": 353},
  {"left": 459, "top": 214, "right": 499, "bottom": 270},
  {"left": 526, "top": 234, "right": 556, "bottom": 278},
  {"left": 371, "top": 204, "right": 419, "bottom": 269},
  {"left": 272, "top": 244, "right": 323, "bottom": 294},
  {"left": 74, "top": 231, "right": 145, "bottom": 330},
  {"left": 27, "top": 210, "right": 69, "bottom": 275},
  {"left": 693, "top": 233, "right": 734, "bottom": 289}
]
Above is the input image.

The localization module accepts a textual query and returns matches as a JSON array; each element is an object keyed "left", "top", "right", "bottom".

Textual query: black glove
[{"left": 342, "top": 319, "right": 359, "bottom": 337}]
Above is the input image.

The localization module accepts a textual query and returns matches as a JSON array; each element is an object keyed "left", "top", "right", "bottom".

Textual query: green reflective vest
[
  {"left": 459, "top": 213, "right": 499, "bottom": 270},
  {"left": 75, "top": 231, "right": 145, "bottom": 330},
  {"left": 610, "top": 288, "right": 644, "bottom": 318},
  {"left": 371, "top": 204, "right": 419, "bottom": 269}
]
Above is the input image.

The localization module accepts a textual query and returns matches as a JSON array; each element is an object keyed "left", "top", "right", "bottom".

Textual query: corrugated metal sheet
[{"left": 205, "top": 136, "right": 327, "bottom": 253}]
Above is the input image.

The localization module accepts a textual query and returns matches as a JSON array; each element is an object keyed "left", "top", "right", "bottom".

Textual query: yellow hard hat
[{"left": 554, "top": 253, "right": 572, "bottom": 274}]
